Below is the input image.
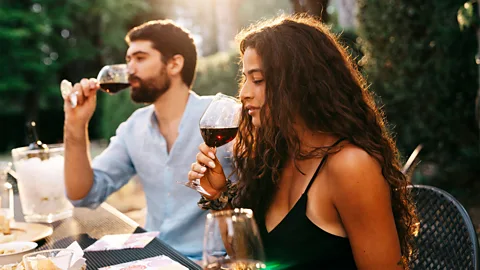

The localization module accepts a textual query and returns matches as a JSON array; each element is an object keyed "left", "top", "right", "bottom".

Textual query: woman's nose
[{"left": 240, "top": 83, "right": 253, "bottom": 101}]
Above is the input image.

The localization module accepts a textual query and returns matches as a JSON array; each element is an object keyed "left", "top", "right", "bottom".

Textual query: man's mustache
[{"left": 128, "top": 75, "right": 142, "bottom": 83}]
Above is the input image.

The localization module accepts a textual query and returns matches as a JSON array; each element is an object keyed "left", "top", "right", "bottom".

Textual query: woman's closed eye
[{"left": 253, "top": 79, "right": 264, "bottom": 85}]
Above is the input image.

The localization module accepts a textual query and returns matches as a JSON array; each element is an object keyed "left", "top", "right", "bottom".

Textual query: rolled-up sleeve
[{"left": 70, "top": 121, "right": 136, "bottom": 208}]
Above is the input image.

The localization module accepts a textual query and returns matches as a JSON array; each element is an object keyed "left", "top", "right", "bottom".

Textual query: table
[{"left": 13, "top": 195, "right": 202, "bottom": 270}]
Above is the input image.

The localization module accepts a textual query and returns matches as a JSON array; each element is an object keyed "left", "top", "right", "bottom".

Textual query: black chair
[
  {"left": 402, "top": 144, "right": 423, "bottom": 174},
  {"left": 409, "top": 185, "right": 480, "bottom": 270}
]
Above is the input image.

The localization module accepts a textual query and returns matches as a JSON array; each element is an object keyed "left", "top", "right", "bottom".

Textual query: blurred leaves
[
  {"left": 0, "top": 0, "right": 154, "bottom": 112},
  {"left": 238, "top": 0, "right": 291, "bottom": 26},
  {"left": 194, "top": 51, "right": 240, "bottom": 97},
  {"left": 0, "top": 0, "right": 162, "bottom": 149},
  {"left": 457, "top": 1, "right": 476, "bottom": 30},
  {"left": 358, "top": 0, "right": 480, "bottom": 199}
]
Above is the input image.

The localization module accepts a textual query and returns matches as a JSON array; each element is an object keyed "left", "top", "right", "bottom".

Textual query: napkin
[
  {"left": 84, "top": 231, "right": 159, "bottom": 251},
  {"left": 52, "top": 241, "right": 86, "bottom": 270},
  {"left": 67, "top": 241, "right": 86, "bottom": 270},
  {"left": 99, "top": 255, "right": 188, "bottom": 270}
]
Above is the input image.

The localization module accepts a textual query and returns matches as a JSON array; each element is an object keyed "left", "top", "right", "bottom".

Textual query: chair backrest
[
  {"left": 409, "top": 185, "right": 479, "bottom": 270},
  {"left": 402, "top": 144, "right": 423, "bottom": 174}
]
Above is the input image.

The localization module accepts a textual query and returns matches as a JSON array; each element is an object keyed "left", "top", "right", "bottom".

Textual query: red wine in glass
[
  {"left": 181, "top": 93, "right": 241, "bottom": 194},
  {"left": 201, "top": 127, "right": 238, "bottom": 147},
  {"left": 97, "top": 64, "right": 129, "bottom": 94},
  {"left": 99, "top": 82, "right": 130, "bottom": 94}
]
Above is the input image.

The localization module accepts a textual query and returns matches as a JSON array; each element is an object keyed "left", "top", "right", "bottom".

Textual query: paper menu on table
[
  {"left": 99, "top": 255, "right": 188, "bottom": 270},
  {"left": 84, "top": 231, "right": 160, "bottom": 251}
]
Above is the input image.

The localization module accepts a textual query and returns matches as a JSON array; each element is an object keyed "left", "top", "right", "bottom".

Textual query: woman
[{"left": 188, "top": 14, "right": 417, "bottom": 269}]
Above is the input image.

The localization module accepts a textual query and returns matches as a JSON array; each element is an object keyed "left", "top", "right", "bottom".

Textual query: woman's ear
[{"left": 167, "top": 54, "right": 185, "bottom": 76}]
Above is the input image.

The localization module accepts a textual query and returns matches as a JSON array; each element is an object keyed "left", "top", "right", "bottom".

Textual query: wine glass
[
  {"left": 199, "top": 93, "right": 242, "bottom": 148},
  {"left": 96, "top": 64, "right": 130, "bottom": 94},
  {"left": 181, "top": 93, "right": 242, "bottom": 194},
  {"left": 203, "top": 208, "right": 267, "bottom": 270},
  {"left": 60, "top": 64, "right": 130, "bottom": 108}
]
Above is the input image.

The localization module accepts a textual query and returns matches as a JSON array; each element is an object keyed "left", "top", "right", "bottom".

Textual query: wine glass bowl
[
  {"left": 181, "top": 93, "right": 241, "bottom": 194},
  {"left": 199, "top": 93, "right": 242, "bottom": 148},
  {"left": 97, "top": 64, "right": 130, "bottom": 94},
  {"left": 203, "top": 208, "right": 266, "bottom": 270}
]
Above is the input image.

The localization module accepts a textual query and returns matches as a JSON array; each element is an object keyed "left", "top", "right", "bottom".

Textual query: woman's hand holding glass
[
  {"left": 188, "top": 143, "right": 228, "bottom": 200},
  {"left": 183, "top": 93, "right": 241, "bottom": 195}
]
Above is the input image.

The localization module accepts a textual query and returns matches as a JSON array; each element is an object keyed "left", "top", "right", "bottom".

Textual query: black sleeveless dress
[{"left": 258, "top": 139, "right": 357, "bottom": 270}]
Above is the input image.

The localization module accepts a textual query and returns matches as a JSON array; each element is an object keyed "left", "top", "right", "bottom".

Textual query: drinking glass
[
  {"left": 203, "top": 208, "right": 266, "bottom": 270},
  {"left": 181, "top": 93, "right": 242, "bottom": 194},
  {"left": 23, "top": 249, "right": 74, "bottom": 270},
  {"left": 61, "top": 64, "right": 130, "bottom": 108}
]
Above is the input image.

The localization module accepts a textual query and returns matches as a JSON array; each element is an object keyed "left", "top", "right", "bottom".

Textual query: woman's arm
[{"left": 327, "top": 146, "right": 403, "bottom": 270}]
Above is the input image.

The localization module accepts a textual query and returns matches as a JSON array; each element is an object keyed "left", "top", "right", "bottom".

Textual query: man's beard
[{"left": 129, "top": 68, "right": 171, "bottom": 103}]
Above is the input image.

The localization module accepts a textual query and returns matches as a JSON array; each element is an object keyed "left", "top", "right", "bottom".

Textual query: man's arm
[
  {"left": 67, "top": 121, "right": 137, "bottom": 208},
  {"left": 64, "top": 124, "right": 94, "bottom": 200},
  {"left": 63, "top": 78, "right": 135, "bottom": 207},
  {"left": 63, "top": 78, "right": 99, "bottom": 201}
]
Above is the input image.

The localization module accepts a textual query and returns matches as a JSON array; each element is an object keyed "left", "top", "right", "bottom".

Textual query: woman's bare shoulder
[{"left": 324, "top": 143, "right": 388, "bottom": 198}]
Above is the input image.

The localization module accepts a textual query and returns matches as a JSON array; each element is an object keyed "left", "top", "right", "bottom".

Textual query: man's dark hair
[{"left": 125, "top": 20, "right": 197, "bottom": 88}]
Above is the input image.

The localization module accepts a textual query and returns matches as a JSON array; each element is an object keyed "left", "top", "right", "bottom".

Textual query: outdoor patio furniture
[{"left": 409, "top": 185, "right": 479, "bottom": 270}]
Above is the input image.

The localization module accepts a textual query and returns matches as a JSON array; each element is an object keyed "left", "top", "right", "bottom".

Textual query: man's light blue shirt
[{"left": 70, "top": 91, "right": 233, "bottom": 259}]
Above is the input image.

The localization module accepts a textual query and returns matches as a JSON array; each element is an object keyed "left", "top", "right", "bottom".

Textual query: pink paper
[
  {"left": 98, "top": 255, "right": 188, "bottom": 270},
  {"left": 84, "top": 231, "right": 160, "bottom": 251}
]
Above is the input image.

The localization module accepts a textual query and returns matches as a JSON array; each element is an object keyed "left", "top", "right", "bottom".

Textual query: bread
[
  {"left": 35, "top": 258, "right": 62, "bottom": 270},
  {"left": 0, "top": 213, "right": 10, "bottom": 234}
]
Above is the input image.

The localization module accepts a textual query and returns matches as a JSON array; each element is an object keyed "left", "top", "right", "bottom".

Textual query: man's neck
[{"left": 152, "top": 84, "right": 190, "bottom": 128}]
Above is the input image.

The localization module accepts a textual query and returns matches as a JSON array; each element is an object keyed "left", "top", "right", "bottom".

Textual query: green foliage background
[{"left": 358, "top": 0, "right": 480, "bottom": 200}]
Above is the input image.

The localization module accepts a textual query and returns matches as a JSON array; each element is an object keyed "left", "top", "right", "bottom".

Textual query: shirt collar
[{"left": 148, "top": 90, "right": 200, "bottom": 131}]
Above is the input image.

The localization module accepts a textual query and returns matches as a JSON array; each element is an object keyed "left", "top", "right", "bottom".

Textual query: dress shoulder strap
[{"left": 304, "top": 138, "right": 346, "bottom": 193}]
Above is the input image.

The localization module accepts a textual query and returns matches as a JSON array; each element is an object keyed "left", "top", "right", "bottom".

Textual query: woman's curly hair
[{"left": 231, "top": 14, "right": 417, "bottom": 267}]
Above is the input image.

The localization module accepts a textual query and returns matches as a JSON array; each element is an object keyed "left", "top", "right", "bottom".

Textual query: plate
[
  {"left": 0, "top": 241, "right": 38, "bottom": 264},
  {"left": 9, "top": 221, "right": 53, "bottom": 242}
]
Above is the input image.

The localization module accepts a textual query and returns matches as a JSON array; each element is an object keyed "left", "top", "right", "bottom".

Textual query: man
[{"left": 63, "top": 20, "right": 232, "bottom": 260}]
